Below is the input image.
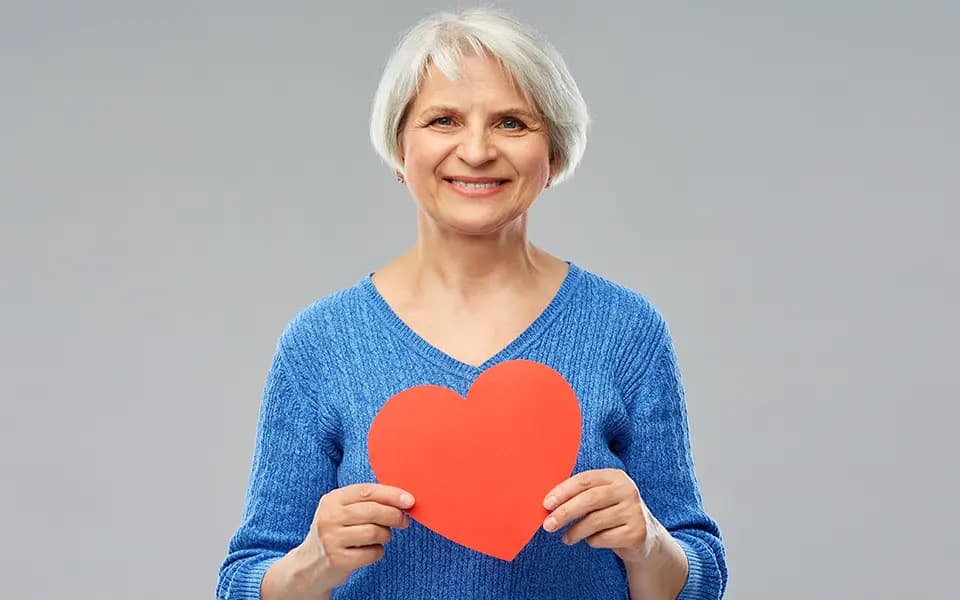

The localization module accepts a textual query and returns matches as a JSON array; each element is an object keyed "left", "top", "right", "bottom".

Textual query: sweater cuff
[
  {"left": 675, "top": 535, "right": 723, "bottom": 600},
  {"left": 229, "top": 555, "right": 283, "bottom": 599}
]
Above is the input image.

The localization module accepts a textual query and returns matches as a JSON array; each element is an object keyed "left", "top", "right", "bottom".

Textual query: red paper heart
[{"left": 367, "top": 359, "right": 581, "bottom": 561}]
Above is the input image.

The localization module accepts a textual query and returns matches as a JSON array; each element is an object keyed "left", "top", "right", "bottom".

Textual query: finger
[
  {"left": 343, "top": 483, "right": 415, "bottom": 510},
  {"left": 583, "top": 524, "right": 634, "bottom": 550},
  {"left": 341, "top": 502, "right": 410, "bottom": 529},
  {"left": 543, "top": 469, "right": 617, "bottom": 511},
  {"left": 339, "top": 524, "right": 393, "bottom": 548},
  {"left": 340, "top": 545, "right": 385, "bottom": 568},
  {"left": 543, "top": 484, "right": 617, "bottom": 532},
  {"left": 560, "top": 505, "right": 627, "bottom": 545}
]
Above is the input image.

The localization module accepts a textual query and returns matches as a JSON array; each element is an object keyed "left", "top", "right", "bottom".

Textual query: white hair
[{"left": 369, "top": 7, "right": 590, "bottom": 187}]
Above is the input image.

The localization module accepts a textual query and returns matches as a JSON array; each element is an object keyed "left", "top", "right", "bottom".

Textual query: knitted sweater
[{"left": 216, "top": 261, "right": 727, "bottom": 599}]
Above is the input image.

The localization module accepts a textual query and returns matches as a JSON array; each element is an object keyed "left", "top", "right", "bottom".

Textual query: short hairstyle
[{"left": 369, "top": 8, "right": 590, "bottom": 187}]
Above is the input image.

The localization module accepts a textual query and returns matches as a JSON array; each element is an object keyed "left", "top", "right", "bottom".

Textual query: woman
[{"left": 218, "top": 8, "right": 727, "bottom": 600}]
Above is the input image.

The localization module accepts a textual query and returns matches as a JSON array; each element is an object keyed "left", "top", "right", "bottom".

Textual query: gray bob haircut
[{"left": 368, "top": 8, "right": 590, "bottom": 187}]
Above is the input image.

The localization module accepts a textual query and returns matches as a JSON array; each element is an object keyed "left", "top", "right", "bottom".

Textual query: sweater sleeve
[
  {"left": 216, "top": 348, "right": 341, "bottom": 599},
  {"left": 617, "top": 325, "right": 728, "bottom": 599}
]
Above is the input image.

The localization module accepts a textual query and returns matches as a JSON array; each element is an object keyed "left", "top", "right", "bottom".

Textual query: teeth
[{"left": 449, "top": 180, "right": 503, "bottom": 189}]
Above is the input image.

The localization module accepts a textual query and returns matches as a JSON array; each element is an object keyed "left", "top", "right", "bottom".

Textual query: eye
[
  {"left": 430, "top": 116, "right": 455, "bottom": 127},
  {"left": 500, "top": 117, "right": 527, "bottom": 130}
]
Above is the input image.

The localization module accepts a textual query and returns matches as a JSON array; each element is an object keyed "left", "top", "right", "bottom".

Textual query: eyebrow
[{"left": 418, "top": 105, "right": 539, "bottom": 121}]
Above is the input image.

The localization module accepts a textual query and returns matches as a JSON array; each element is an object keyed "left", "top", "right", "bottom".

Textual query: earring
[{"left": 395, "top": 171, "right": 405, "bottom": 184}]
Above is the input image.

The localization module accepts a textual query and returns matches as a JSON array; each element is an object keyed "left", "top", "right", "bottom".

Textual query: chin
[
  {"left": 435, "top": 210, "right": 522, "bottom": 236},
  {"left": 416, "top": 192, "right": 530, "bottom": 235}
]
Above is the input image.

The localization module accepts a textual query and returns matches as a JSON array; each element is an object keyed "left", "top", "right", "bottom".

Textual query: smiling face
[{"left": 398, "top": 52, "right": 553, "bottom": 236}]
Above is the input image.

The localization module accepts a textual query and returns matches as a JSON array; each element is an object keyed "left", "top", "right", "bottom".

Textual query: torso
[{"left": 370, "top": 253, "right": 570, "bottom": 367}]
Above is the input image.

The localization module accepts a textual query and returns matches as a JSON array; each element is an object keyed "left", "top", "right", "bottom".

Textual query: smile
[
  {"left": 447, "top": 179, "right": 506, "bottom": 188},
  {"left": 443, "top": 178, "right": 510, "bottom": 198}
]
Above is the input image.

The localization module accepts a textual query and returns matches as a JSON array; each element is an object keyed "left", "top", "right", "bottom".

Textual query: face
[{"left": 398, "top": 52, "right": 553, "bottom": 237}]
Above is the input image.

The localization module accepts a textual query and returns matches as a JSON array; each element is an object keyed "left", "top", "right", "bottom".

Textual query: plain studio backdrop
[{"left": 2, "top": 1, "right": 956, "bottom": 598}]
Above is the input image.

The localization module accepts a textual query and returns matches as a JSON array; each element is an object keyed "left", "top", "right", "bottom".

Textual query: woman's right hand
[{"left": 297, "top": 483, "right": 415, "bottom": 592}]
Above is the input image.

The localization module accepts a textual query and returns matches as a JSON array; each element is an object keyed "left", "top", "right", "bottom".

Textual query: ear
[
  {"left": 546, "top": 153, "right": 559, "bottom": 188},
  {"left": 396, "top": 108, "right": 411, "bottom": 163}
]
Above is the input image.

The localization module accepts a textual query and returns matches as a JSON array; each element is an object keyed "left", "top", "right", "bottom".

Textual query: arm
[
  {"left": 618, "top": 324, "right": 728, "bottom": 599},
  {"left": 261, "top": 544, "right": 332, "bottom": 600},
  {"left": 216, "top": 348, "right": 341, "bottom": 599},
  {"left": 623, "top": 525, "right": 690, "bottom": 599}
]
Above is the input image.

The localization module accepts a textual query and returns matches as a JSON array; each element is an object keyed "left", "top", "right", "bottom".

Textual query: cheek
[
  {"left": 517, "top": 148, "right": 551, "bottom": 181},
  {"left": 516, "top": 137, "right": 551, "bottom": 177},
  {"left": 403, "top": 133, "right": 449, "bottom": 174}
]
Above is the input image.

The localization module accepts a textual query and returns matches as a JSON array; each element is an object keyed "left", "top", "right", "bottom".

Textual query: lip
[
  {"left": 443, "top": 177, "right": 510, "bottom": 198},
  {"left": 443, "top": 176, "right": 509, "bottom": 183}
]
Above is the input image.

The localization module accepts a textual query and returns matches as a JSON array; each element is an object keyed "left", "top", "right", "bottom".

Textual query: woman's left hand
[{"left": 542, "top": 468, "right": 666, "bottom": 565}]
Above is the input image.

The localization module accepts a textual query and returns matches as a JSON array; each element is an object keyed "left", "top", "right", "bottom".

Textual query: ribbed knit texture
[{"left": 217, "top": 261, "right": 727, "bottom": 599}]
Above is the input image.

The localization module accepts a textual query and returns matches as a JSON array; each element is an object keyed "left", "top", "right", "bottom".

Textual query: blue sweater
[{"left": 217, "top": 261, "right": 727, "bottom": 599}]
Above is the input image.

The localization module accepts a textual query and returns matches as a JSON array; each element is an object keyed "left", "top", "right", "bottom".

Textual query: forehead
[{"left": 412, "top": 53, "right": 533, "bottom": 110}]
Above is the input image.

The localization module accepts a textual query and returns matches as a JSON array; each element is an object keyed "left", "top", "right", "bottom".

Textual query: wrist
[
  {"left": 262, "top": 542, "right": 335, "bottom": 600},
  {"left": 289, "top": 542, "right": 337, "bottom": 594},
  {"left": 623, "top": 534, "right": 689, "bottom": 600},
  {"left": 621, "top": 529, "right": 663, "bottom": 568}
]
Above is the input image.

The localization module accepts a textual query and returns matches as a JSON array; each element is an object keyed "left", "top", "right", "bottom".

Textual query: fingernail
[
  {"left": 400, "top": 493, "right": 414, "bottom": 507},
  {"left": 545, "top": 495, "right": 557, "bottom": 510},
  {"left": 544, "top": 517, "right": 557, "bottom": 532}
]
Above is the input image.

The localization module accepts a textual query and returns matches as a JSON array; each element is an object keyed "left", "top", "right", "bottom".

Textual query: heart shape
[{"left": 367, "top": 359, "right": 581, "bottom": 561}]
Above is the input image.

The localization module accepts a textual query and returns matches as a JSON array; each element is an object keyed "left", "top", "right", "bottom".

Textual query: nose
[{"left": 455, "top": 125, "right": 497, "bottom": 167}]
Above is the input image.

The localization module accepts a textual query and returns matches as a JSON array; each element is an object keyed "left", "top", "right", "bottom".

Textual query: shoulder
[
  {"left": 272, "top": 276, "right": 372, "bottom": 371},
  {"left": 570, "top": 263, "right": 673, "bottom": 383},
  {"left": 572, "top": 263, "right": 669, "bottom": 336}
]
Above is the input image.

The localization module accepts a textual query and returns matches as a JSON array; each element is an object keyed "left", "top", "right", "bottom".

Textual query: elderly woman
[{"left": 218, "top": 8, "right": 726, "bottom": 600}]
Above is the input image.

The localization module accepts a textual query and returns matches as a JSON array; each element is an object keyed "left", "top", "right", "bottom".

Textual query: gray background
[{"left": 2, "top": 1, "right": 956, "bottom": 598}]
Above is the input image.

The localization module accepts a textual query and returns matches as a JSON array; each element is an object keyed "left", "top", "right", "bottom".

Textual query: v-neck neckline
[{"left": 360, "top": 261, "right": 581, "bottom": 379}]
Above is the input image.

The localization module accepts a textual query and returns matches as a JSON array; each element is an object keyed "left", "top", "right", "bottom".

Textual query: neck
[{"left": 399, "top": 211, "right": 555, "bottom": 300}]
